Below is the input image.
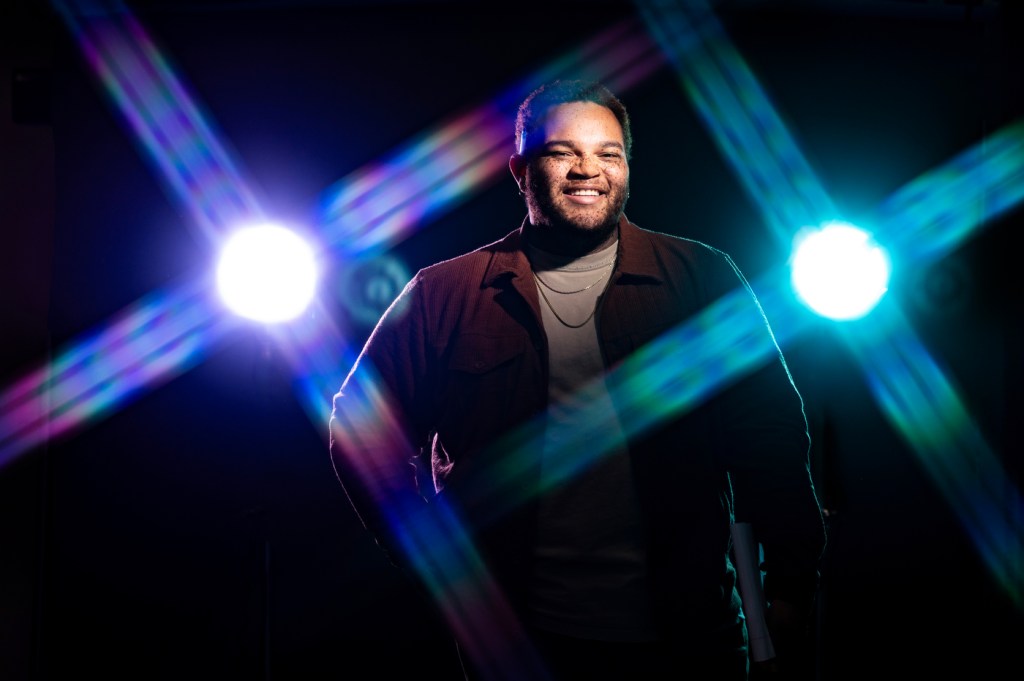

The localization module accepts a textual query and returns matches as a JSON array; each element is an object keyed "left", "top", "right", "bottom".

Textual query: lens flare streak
[
  {"left": 268, "top": 298, "right": 360, "bottom": 428},
  {"left": 0, "top": 16, "right": 673, "bottom": 663},
  {"left": 463, "top": 272, "right": 816, "bottom": 525},
  {"left": 318, "top": 18, "right": 664, "bottom": 259},
  {"left": 329, "top": 360, "right": 551, "bottom": 681},
  {"left": 635, "top": 0, "right": 1024, "bottom": 603},
  {"left": 321, "top": 108, "right": 511, "bottom": 257},
  {"left": 54, "top": 0, "right": 263, "bottom": 241},
  {"left": 843, "top": 303, "right": 1024, "bottom": 607},
  {"left": 0, "top": 281, "right": 229, "bottom": 468},
  {"left": 874, "top": 119, "right": 1024, "bottom": 265},
  {"left": 635, "top": 0, "right": 838, "bottom": 247},
  {"left": 399, "top": 497, "right": 554, "bottom": 681},
  {"left": 24, "top": 0, "right": 1023, "bottom": 661}
]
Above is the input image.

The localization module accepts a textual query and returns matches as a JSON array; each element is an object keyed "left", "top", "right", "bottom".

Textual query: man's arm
[
  {"left": 711, "top": 253, "right": 827, "bottom": 676},
  {"left": 328, "top": 276, "right": 435, "bottom": 571}
]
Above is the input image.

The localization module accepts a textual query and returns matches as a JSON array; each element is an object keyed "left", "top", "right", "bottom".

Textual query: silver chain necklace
[
  {"left": 532, "top": 263, "right": 612, "bottom": 295},
  {"left": 533, "top": 271, "right": 605, "bottom": 328}
]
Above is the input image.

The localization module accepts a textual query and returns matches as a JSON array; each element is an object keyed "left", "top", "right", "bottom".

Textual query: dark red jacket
[{"left": 329, "top": 216, "right": 826, "bottom": 649}]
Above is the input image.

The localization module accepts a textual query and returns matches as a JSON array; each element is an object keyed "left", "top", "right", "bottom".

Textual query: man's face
[{"left": 516, "top": 101, "right": 630, "bottom": 249}]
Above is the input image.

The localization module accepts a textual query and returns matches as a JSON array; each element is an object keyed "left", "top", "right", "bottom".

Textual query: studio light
[
  {"left": 217, "top": 224, "right": 318, "bottom": 323},
  {"left": 790, "top": 221, "right": 891, "bottom": 321}
]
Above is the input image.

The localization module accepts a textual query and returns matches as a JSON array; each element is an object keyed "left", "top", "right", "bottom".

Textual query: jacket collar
[{"left": 481, "top": 214, "right": 665, "bottom": 288}]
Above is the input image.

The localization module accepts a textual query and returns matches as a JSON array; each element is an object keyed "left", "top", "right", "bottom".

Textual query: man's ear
[{"left": 509, "top": 154, "right": 527, "bottom": 192}]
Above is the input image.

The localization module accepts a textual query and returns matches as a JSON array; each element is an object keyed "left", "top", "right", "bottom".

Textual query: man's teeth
[{"left": 567, "top": 189, "right": 600, "bottom": 196}]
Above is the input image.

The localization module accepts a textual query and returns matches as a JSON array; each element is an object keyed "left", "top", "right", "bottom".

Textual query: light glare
[
  {"left": 791, "top": 222, "right": 890, "bottom": 321},
  {"left": 217, "top": 224, "right": 317, "bottom": 323}
]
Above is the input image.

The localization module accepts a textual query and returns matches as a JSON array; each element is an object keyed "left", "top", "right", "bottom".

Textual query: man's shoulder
[
  {"left": 414, "top": 227, "right": 521, "bottom": 284},
  {"left": 630, "top": 221, "right": 723, "bottom": 255},
  {"left": 623, "top": 219, "right": 733, "bottom": 271}
]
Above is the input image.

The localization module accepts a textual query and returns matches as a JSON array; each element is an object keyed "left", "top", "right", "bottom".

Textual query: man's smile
[{"left": 564, "top": 186, "right": 606, "bottom": 204}]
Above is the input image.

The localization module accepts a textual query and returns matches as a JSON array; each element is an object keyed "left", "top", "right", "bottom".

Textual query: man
[{"left": 329, "top": 79, "right": 827, "bottom": 680}]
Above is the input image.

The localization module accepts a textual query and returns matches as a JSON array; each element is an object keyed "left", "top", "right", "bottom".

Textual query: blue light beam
[
  {"left": 874, "top": 119, "right": 1024, "bottom": 266},
  {"left": 457, "top": 269, "right": 818, "bottom": 528},
  {"left": 635, "top": 0, "right": 839, "bottom": 248},
  {"left": 843, "top": 301, "right": 1024, "bottom": 608},
  {"left": 633, "top": 0, "right": 1024, "bottom": 606}
]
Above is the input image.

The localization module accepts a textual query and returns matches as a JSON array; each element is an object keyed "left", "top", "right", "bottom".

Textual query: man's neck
[{"left": 524, "top": 219, "right": 620, "bottom": 258}]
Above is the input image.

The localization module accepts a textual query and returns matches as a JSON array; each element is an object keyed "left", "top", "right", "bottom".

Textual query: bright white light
[
  {"left": 217, "top": 224, "right": 318, "bottom": 323},
  {"left": 790, "top": 221, "right": 890, "bottom": 321}
]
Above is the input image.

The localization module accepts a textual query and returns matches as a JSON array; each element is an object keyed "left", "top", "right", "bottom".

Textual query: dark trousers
[{"left": 457, "top": 625, "right": 750, "bottom": 681}]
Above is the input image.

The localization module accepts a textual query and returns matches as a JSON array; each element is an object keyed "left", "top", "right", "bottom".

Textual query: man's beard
[{"left": 524, "top": 173, "right": 629, "bottom": 252}]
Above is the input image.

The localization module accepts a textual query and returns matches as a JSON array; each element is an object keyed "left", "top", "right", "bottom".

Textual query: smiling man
[
  {"left": 329, "top": 80, "right": 827, "bottom": 680},
  {"left": 511, "top": 95, "right": 630, "bottom": 254}
]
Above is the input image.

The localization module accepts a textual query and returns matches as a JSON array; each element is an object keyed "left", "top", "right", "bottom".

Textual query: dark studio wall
[{"left": 2, "top": 1, "right": 1021, "bottom": 679}]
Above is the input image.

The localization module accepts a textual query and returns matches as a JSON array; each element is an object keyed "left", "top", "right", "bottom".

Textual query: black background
[{"left": 2, "top": 1, "right": 1022, "bottom": 679}]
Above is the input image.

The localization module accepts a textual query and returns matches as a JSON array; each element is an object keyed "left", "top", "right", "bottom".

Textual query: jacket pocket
[
  {"left": 437, "top": 333, "right": 530, "bottom": 459},
  {"left": 447, "top": 332, "right": 525, "bottom": 386}
]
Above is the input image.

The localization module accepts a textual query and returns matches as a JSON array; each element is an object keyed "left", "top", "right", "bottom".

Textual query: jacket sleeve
[
  {"left": 328, "top": 273, "right": 437, "bottom": 569},
  {"left": 711, "top": 253, "right": 827, "bottom": 611}
]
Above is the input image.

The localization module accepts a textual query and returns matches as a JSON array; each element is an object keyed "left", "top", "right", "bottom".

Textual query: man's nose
[{"left": 569, "top": 154, "right": 600, "bottom": 177}]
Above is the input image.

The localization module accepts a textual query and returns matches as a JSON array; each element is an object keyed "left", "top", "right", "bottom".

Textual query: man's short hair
[{"left": 514, "top": 79, "right": 633, "bottom": 160}]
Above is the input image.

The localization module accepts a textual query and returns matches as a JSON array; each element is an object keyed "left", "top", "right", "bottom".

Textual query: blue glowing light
[{"left": 790, "top": 222, "right": 891, "bottom": 321}]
